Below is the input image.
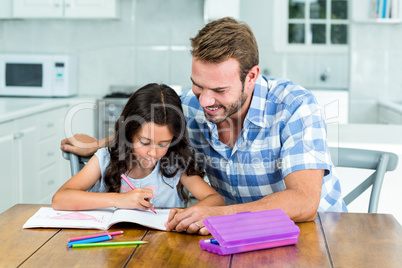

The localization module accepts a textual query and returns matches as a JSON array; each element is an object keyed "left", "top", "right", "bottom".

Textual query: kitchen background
[{"left": 1, "top": 0, "right": 402, "bottom": 222}]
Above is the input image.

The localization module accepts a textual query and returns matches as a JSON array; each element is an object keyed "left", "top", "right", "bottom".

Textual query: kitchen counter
[
  {"left": 378, "top": 100, "right": 402, "bottom": 125},
  {"left": 379, "top": 100, "right": 402, "bottom": 113},
  {"left": 327, "top": 123, "right": 402, "bottom": 153},
  {"left": 0, "top": 96, "right": 99, "bottom": 123}
]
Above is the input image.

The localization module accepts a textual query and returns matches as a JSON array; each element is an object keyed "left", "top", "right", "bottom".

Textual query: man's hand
[
  {"left": 60, "top": 134, "right": 102, "bottom": 157},
  {"left": 165, "top": 206, "right": 225, "bottom": 235}
]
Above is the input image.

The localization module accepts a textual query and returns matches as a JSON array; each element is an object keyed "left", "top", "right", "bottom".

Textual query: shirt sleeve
[
  {"left": 94, "top": 147, "right": 111, "bottom": 179},
  {"left": 88, "top": 147, "right": 110, "bottom": 193},
  {"left": 279, "top": 92, "right": 332, "bottom": 178}
]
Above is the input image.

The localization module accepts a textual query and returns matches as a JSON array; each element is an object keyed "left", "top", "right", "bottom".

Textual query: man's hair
[{"left": 190, "top": 17, "right": 259, "bottom": 84}]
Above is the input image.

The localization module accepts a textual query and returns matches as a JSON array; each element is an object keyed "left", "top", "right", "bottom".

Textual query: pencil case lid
[{"left": 203, "top": 209, "right": 300, "bottom": 248}]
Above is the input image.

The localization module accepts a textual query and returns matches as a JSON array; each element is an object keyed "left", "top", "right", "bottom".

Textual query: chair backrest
[
  {"left": 62, "top": 152, "right": 92, "bottom": 176},
  {"left": 329, "top": 147, "right": 398, "bottom": 213}
]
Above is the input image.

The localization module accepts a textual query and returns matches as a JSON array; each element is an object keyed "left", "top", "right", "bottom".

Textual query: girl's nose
[{"left": 147, "top": 146, "right": 157, "bottom": 157}]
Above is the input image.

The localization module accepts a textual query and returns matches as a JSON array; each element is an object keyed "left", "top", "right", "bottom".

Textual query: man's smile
[{"left": 204, "top": 106, "right": 223, "bottom": 115}]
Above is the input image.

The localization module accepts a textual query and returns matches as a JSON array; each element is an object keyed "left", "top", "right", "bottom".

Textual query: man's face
[{"left": 191, "top": 58, "right": 249, "bottom": 124}]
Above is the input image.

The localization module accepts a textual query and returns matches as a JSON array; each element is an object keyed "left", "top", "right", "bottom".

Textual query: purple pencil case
[{"left": 199, "top": 209, "right": 300, "bottom": 255}]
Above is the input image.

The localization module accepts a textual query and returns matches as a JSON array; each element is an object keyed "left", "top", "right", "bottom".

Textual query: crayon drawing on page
[
  {"left": 50, "top": 212, "right": 106, "bottom": 223},
  {"left": 33, "top": 211, "right": 107, "bottom": 224}
]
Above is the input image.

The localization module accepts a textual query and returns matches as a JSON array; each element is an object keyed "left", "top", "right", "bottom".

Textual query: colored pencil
[
  {"left": 68, "top": 235, "right": 112, "bottom": 247},
  {"left": 121, "top": 173, "right": 136, "bottom": 189},
  {"left": 68, "top": 231, "right": 123, "bottom": 242},
  {"left": 121, "top": 174, "right": 157, "bottom": 214},
  {"left": 72, "top": 241, "right": 148, "bottom": 248}
]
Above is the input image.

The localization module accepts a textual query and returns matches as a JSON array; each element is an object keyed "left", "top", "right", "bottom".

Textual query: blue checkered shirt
[{"left": 181, "top": 75, "right": 347, "bottom": 212}]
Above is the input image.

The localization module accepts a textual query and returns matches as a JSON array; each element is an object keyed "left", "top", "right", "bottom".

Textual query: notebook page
[
  {"left": 22, "top": 207, "right": 116, "bottom": 230},
  {"left": 110, "top": 209, "right": 170, "bottom": 230}
]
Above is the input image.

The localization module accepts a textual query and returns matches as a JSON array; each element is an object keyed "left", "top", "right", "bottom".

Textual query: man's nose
[{"left": 198, "top": 90, "right": 215, "bottom": 107}]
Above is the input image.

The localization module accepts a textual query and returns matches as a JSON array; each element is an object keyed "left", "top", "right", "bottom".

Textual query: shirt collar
[{"left": 244, "top": 75, "right": 268, "bottom": 128}]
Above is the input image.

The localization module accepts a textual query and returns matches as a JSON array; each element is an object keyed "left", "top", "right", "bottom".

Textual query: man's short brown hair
[{"left": 190, "top": 17, "right": 259, "bottom": 84}]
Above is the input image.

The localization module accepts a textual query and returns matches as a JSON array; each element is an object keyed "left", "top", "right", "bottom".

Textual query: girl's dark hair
[{"left": 104, "top": 83, "right": 204, "bottom": 204}]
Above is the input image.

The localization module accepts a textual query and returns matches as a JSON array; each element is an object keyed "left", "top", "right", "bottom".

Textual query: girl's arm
[
  {"left": 180, "top": 174, "right": 225, "bottom": 207},
  {"left": 52, "top": 155, "right": 153, "bottom": 211}
]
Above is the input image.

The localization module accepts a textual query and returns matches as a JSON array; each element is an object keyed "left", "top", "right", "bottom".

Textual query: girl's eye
[
  {"left": 140, "top": 141, "right": 150, "bottom": 146},
  {"left": 159, "top": 144, "right": 169, "bottom": 148}
]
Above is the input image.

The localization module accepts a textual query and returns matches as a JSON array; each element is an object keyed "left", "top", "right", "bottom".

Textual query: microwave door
[
  {"left": 1, "top": 61, "right": 52, "bottom": 96},
  {"left": 6, "top": 63, "right": 42, "bottom": 86}
]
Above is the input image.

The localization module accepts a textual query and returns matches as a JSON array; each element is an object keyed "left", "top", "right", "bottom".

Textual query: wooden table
[{"left": 1, "top": 204, "right": 402, "bottom": 267}]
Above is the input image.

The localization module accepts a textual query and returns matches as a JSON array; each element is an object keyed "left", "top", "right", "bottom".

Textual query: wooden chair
[
  {"left": 62, "top": 152, "right": 91, "bottom": 176},
  {"left": 330, "top": 147, "right": 398, "bottom": 213}
]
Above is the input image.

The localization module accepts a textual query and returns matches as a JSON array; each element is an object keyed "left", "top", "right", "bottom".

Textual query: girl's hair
[{"left": 104, "top": 83, "right": 204, "bottom": 204}]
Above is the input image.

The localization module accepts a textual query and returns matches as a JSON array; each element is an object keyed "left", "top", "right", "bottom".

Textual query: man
[{"left": 61, "top": 17, "right": 346, "bottom": 235}]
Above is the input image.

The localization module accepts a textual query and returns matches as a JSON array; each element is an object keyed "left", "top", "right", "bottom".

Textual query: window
[
  {"left": 288, "top": 0, "right": 348, "bottom": 45},
  {"left": 274, "top": 0, "right": 349, "bottom": 52}
]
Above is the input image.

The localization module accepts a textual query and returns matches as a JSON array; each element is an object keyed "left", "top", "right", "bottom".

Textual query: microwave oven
[{"left": 0, "top": 54, "right": 77, "bottom": 97}]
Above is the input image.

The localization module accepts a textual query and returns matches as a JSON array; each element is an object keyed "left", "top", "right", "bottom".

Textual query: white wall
[
  {"left": 0, "top": 0, "right": 349, "bottom": 97},
  {"left": 0, "top": 0, "right": 204, "bottom": 96},
  {"left": 349, "top": 1, "right": 402, "bottom": 123}
]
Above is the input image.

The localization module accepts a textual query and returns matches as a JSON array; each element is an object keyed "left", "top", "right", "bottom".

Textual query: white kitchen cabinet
[
  {"left": 65, "top": 0, "right": 117, "bottom": 18},
  {"left": 13, "top": 0, "right": 63, "bottom": 18},
  {"left": 15, "top": 115, "right": 39, "bottom": 204},
  {"left": 0, "top": 121, "right": 19, "bottom": 213},
  {"left": 0, "top": 106, "right": 69, "bottom": 213},
  {"left": 13, "top": 0, "right": 117, "bottom": 19},
  {"left": 0, "top": 115, "right": 38, "bottom": 213},
  {"left": 36, "top": 107, "right": 70, "bottom": 204},
  {"left": 0, "top": 0, "right": 12, "bottom": 19}
]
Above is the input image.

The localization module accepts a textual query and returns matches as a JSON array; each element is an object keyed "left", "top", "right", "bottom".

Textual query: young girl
[{"left": 52, "top": 83, "right": 224, "bottom": 224}]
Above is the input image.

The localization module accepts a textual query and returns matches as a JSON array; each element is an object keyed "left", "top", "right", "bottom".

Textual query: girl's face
[{"left": 131, "top": 122, "right": 174, "bottom": 169}]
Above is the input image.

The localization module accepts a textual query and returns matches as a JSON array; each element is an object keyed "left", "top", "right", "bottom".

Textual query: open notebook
[{"left": 23, "top": 207, "right": 170, "bottom": 230}]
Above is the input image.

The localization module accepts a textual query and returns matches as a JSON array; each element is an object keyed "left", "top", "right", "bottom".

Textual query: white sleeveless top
[{"left": 88, "top": 147, "right": 185, "bottom": 208}]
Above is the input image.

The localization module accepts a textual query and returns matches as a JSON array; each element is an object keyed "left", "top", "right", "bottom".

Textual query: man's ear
[{"left": 245, "top": 65, "right": 260, "bottom": 90}]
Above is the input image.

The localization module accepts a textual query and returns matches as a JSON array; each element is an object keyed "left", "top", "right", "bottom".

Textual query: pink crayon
[
  {"left": 121, "top": 174, "right": 157, "bottom": 214},
  {"left": 68, "top": 231, "right": 123, "bottom": 242}
]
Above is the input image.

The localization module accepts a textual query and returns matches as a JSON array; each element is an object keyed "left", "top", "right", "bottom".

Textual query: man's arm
[
  {"left": 166, "top": 169, "right": 324, "bottom": 235},
  {"left": 60, "top": 134, "right": 110, "bottom": 156},
  {"left": 223, "top": 169, "right": 324, "bottom": 221}
]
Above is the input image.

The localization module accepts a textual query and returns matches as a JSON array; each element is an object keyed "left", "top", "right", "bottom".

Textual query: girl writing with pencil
[{"left": 52, "top": 83, "right": 225, "bottom": 232}]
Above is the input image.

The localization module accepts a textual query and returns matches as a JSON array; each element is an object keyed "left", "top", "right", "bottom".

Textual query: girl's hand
[{"left": 116, "top": 188, "right": 154, "bottom": 210}]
